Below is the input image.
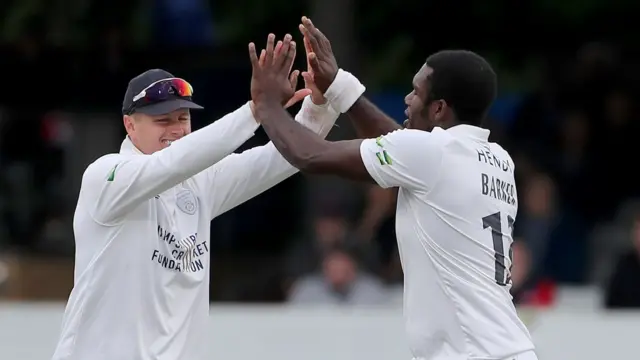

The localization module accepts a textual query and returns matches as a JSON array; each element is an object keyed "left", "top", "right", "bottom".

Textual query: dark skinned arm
[
  {"left": 255, "top": 101, "right": 374, "bottom": 183},
  {"left": 346, "top": 96, "right": 403, "bottom": 139},
  {"left": 322, "top": 70, "right": 402, "bottom": 139}
]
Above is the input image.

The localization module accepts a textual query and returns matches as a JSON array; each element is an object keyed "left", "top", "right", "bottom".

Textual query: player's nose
[
  {"left": 404, "top": 93, "right": 412, "bottom": 105},
  {"left": 168, "top": 125, "right": 186, "bottom": 138}
]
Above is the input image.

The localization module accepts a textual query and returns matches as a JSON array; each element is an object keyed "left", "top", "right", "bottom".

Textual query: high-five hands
[
  {"left": 298, "top": 16, "right": 339, "bottom": 94},
  {"left": 249, "top": 33, "right": 310, "bottom": 112},
  {"left": 249, "top": 17, "right": 339, "bottom": 112}
]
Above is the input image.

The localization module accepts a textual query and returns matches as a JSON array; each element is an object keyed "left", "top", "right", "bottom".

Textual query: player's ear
[
  {"left": 123, "top": 114, "right": 136, "bottom": 134},
  {"left": 432, "top": 99, "right": 447, "bottom": 122}
]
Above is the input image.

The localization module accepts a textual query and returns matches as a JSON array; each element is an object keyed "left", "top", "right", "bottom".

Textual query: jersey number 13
[{"left": 482, "top": 212, "right": 515, "bottom": 286}]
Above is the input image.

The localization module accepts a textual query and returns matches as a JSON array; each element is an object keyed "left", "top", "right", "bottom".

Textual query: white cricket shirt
[
  {"left": 52, "top": 98, "right": 340, "bottom": 360},
  {"left": 360, "top": 125, "right": 534, "bottom": 360}
]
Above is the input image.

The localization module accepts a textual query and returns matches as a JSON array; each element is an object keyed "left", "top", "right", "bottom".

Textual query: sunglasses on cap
[
  {"left": 122, "top": 74, "right": 204, "bottom": 115},
  {"left": 133, "top": 77, "right": 194, "bottom": 103}
]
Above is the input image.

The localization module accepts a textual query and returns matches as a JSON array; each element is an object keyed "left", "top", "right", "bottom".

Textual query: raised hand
[
  {"left": 298, "top": 16, "right": 339, "bottom": 93},
  {"left": 248, "top": 33, "right": 309, "bottom": 110},
  {"left": 298, "top": 26, "right": 326, "bottom": 105}
]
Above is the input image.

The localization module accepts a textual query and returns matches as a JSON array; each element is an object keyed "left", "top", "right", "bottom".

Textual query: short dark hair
[{"left": 425, "top": 50, "right": 497, "bottom": 126}]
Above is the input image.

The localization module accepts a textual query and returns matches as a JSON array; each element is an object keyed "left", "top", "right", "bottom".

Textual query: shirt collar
[
  {"left": 445, "top": 124, "right": 490, "bottom": 141},
  {"left": 120, "top": 136, "right": 144, "bottom": 155}
]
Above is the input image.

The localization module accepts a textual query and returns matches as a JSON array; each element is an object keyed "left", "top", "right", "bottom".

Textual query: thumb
[
  {"left": 302, "top": 71, "right": 326, "bottom": 105},
  {"left": 284, "top": 89, "right": 312, "bottom": 108},
  {"left": 302, "top": 71, "right": 321, "bottom": 93},
  {"left": 301, "top": 71, "right": 314, "bottom": 87},
  {"left": 308, "top": 52, "right": 321, "bottom": 72}
]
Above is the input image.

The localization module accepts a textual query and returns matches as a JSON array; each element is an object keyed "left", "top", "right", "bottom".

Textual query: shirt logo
[
  {"left": 374, "top": 136, "right": 392, "bottom": 165},
  {"left": 176, "top": 189, "right": 198, "bottom": 215},
  {"left": 106, "top": 164, "right": 119, "bottom": 181}
]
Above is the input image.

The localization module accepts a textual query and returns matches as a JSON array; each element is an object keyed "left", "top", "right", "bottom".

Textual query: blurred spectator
[
  {"left": 604, "top": 214, "right": 640, "bottom": 309},
  {"left": 284, "top": 208, "right": 351, "bottom": 280},
  {"left": 514, "top": 173, "right": 556, "bottom": 286},
  {"left": 287, "top": 245, "right": 388, "bottom": 306},
  {"left": 0, "top": 259, "right": 8, "bottom": 297},
  {"left": 514, "top": 170, "right": 589, "bottom": 291},
  {"left": 511, "top": 241, "right": 532, "bottom": 294}
]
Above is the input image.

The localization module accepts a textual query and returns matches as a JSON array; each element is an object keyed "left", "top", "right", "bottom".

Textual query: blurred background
[{"left": 1, "top": 0, "right": 640, "bottom": 358}]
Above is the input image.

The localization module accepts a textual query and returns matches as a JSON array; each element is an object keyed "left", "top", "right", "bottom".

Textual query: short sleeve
[{"left": 359, "top": 129, "right": 443, "bottom": 191}]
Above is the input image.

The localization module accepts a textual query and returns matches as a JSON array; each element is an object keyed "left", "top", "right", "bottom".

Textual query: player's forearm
[
  {"left": 294, "top": 96, "right": 340, "bottom": 138},
  {"left": 206, "top": 97, "right": 340, "bottom": 217},
  {"left": 346, "top": 96, "right": 402, "bottom": 138},
  {"left": 255, "top": 101, "right": 330, "bottom": 172},
  {"left": 323, "top": 69, "right": 400, "bottom": 138},
  {"left": 89, "top": 103, "right": 258, "bottom": 224},
  {"left": 155, "top": 102, "right": 259, "bottom": 179}
]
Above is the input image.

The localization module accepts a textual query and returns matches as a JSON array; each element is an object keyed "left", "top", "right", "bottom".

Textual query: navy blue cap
[{"left": 122, "top": 69, "right": 204, "bottom": 116}]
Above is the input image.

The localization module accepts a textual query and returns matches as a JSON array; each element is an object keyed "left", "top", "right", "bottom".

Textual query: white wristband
[{"left": 324, "top": 69, "right": 366, "bottom": 113}]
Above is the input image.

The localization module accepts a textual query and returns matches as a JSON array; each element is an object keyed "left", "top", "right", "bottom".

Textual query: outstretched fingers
[
  {"left": 274, "top": 34, "right": 292, "bottom": 69},
  {"left": 265, "top": 33, "right": 276, "bottom": 65},
  {"left": 283, "top": 40, "right": 297, "bottom": 76},
  {"left": 299, "top": 19, "right": 321, "bottom": 54},
  {"left": 289, "top": 69, "right": 300, "bottom": 90},
  {"left": 301, "top": 17, "right": 331, "bottom": 54},
  {"left": 248, "top": 42, "right": 260, "bottom": 70}
]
